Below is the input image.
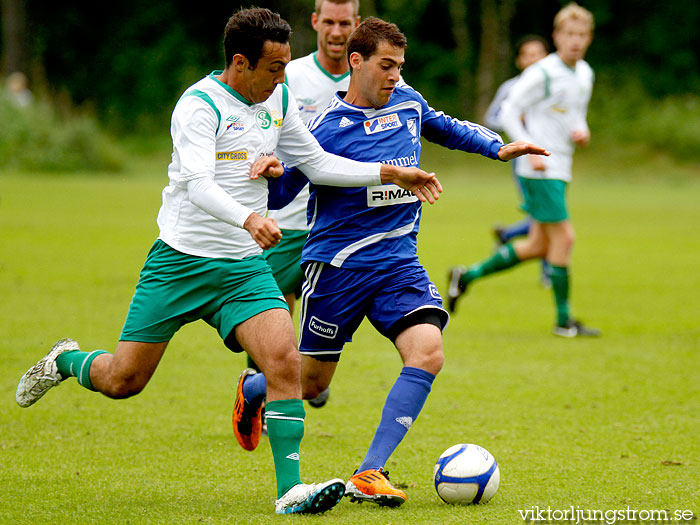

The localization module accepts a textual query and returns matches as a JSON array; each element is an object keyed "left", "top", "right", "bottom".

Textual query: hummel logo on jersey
[
  {"left": 363, "top": 113, "right": 402, "bottom": 135},
  {"left": 286, "top": 453, "right": 300, "bottom": 461},
  {"left": 339, "top": 116, "right": 354, "bottom": 128},
  {"left": 395, "top": 416, "right": 413, "bottom": 429}
]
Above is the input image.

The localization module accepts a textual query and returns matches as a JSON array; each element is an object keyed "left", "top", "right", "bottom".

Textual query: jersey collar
[
  {"left": 312, "top": 52, "right": 351, "bottom": 83},
  {"left": 208, "top": 71, "right": 254, "bottom": 106}
]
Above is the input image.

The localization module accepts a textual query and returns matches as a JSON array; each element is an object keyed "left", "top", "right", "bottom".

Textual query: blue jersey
[{"left": 274, "top": 83, "right": 503, "bottom": 270}]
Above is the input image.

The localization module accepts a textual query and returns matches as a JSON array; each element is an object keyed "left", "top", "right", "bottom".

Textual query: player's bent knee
[
  {"left": 263, "top": 342, "right": 300, "bottom": 384},
  {"left": 420, "top": 346, "right": 445, "bottom": 376},
  {"left": 101, "top": 375, "right": 146, "bottom": 399}
]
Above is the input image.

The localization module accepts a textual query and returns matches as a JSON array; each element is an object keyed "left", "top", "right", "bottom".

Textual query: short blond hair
[
  {"left": 314, "top": 0, "right": 359, "bottom": 16},
  {"left": 554, "top": 2, "right": 594, "bottom": 32}
]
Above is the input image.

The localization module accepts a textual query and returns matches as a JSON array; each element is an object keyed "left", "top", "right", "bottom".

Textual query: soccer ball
[{"left": 433, "top": 443, "right": 500, "bottom": 504}]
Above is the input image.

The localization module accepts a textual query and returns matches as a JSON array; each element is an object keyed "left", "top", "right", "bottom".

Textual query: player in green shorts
[
  {"left": 448, "top": 3, "right": 600, "bottom": 338},
  {"left": 15, "top": 7, "right": 440, "bottom": 516}
]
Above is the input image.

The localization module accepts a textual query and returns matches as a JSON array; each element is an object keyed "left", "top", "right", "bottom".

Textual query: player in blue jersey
[{"left": 232, "top": 17, "right": 548, "bottom": 507}]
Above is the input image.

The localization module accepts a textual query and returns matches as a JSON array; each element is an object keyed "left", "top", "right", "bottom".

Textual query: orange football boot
[
  {"left": 232, "top": 368, "right": 263, "bottom": 451},
  {"left": 345, "top": 468, "right": 407, "bottom": 507}
]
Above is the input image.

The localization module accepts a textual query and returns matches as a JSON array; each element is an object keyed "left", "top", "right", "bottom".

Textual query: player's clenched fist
[
  {"left": 244, "top": 213, "right": 283, "bottom": 249},
  {"left": 250, "top": 155, "right": 285, "bottom": 179}
]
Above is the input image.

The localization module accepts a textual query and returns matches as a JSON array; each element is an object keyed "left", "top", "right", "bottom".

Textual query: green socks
[
  {"left": 549, "top": 265, "right": 570, "bottom": 326},
  {"left": 460, "top": 243, "right": 521, "bottom": 287},
  {"left": 459, "top": 244, "right": 571, "bottom": 327},
  {"left": 265, "top": 399, "right": 305, "bottom": 498},
  {"left": 55, "top": 350, "right": 109, "bottom": 391}
]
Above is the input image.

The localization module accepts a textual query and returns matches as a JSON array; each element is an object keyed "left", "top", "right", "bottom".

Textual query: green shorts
[
  {"left": 518, "top": 177, "right": 569, "bottom": 223},
  {"left": 263, "top": 229, "right": 308, "bottom": 297},
  {"left": 120, "top": 240, "right": 288, "bottom": 351}
]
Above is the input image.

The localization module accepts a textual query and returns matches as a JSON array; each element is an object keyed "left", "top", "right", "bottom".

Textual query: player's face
[
  {"left": 554, "top": 18, "right": 592, "bottom": 66},
  {"left": 351, "top": 41, "right": 404, "bottom": 108},
  {"left": 244, "top": 40, "right": 291, "bottom": 104},
  {"left": 312, "top": 1, "right": 360, "bottom": 64},
  {"left": 515, "top": 41, "right": 547, "bottom": 71}
]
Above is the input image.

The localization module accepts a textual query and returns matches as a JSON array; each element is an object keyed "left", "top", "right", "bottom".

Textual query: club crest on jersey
[
  {"left": 406, "top": 117, "right": 419, "bottom": 144},
  {"left": 366, "top": 184, "right": 419, "bottom": 207},
  {"left": 256, "top": 109, "right": 272, "bottom": 129},
  {"left": 407, "top": 117, "right": 417, "bottom": 137},
  {"left": 363, "top": 113, "right": 402, "bottom": 135}
]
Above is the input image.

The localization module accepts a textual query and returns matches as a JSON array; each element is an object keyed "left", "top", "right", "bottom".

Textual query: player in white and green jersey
[
  {"left": 448, "top": 2, "right": 600, "bottom": 338},
  {"left": 15, "top": 7, "right": 441, "bottom": 516}
]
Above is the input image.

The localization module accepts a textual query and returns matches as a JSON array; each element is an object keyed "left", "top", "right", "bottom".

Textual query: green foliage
[
  {"left": 589, "top": 76, "right": 700, "bottom": 162},
  {"left": 1, "top": 151, "right": 699, "bottom": 522},
  {"left": 0, "top": 95, "right": 123, "bottom": 172}
]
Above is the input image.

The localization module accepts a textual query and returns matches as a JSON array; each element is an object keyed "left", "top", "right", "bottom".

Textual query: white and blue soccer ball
[{"left": 433, "top": 443, "right": 500, "bottom": 504}]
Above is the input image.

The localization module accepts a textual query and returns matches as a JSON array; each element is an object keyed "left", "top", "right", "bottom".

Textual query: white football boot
[
  {"left": 16, "top": 338, "right": 80, "bottom": 407},
  {"left": 274, "top": 479, "right": 345, "bottom": 514}
]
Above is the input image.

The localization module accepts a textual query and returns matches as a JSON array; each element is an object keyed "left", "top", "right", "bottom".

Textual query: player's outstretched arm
[
  {"left": 497, "top": 141, "right": 550, "bottom": 161},
  {"left": 380, "top": 165, "right": 443, "bottom": 204}
]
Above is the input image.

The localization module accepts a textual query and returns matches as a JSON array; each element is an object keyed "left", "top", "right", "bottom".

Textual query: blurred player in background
[
  {"left": 233, "top": 17, "right": 547, "bottom": 508},
  {"left": 484, "top": 35, "right": 549, "bottom": 286},
  {"left": 16, "top": 7, "right": 440, "bottom": 516},
  {"left": 448, "top": 2, "right": 600, "bottom": 338},
  {"left": 247, "top": 0, "right": 361, "bottom": 411}
]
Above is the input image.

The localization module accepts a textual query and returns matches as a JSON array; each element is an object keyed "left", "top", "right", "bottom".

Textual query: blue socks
[
  {"left": 357, "top": 366, "right": 435, "bottom": 472},
  {"left": 242, "top": 371, "right": 267, "bottom": 404},
  {"left": 501, "top": 218, "right": 531, "bottom": 242}
]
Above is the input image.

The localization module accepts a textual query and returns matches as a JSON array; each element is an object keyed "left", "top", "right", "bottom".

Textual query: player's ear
[
  {"left": 311, "top": 12, "right": 319, "bottom": 31},
  {"left": 232, "top": 54, "right": 249, "bottom": 72},
  {"left": 349, "top": 51, "right": 363, "bottom": 70}
]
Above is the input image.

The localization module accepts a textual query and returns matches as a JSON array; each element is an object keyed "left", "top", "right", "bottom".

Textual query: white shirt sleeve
[
  {"left": 276, "top": 91, "right": 382, "bottom": 187},
  {"left": 187, "top": 175, "right": 254, "bottom": 229},
  {"left": 500, "top": 68, "right": 546, "bottom": 145},
  {"left": 171, "top": 97, "right": 218, "bottom": 182}
]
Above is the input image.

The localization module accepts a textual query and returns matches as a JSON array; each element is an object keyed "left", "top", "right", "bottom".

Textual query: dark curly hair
[{"left": 223, "top": 7, "right": 292, "bottom": 68}]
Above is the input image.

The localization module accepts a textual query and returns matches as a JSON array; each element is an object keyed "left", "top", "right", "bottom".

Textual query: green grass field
[{"left": 1, "top": 145, "right": 699, "bottom": 524}]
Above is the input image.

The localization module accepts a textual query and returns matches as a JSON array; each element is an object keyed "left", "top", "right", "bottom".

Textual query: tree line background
[{"left": 1, "top": 0, "right": 699, "bottom": 137}]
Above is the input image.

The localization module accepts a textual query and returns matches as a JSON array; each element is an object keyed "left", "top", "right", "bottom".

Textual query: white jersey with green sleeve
[
  {"left": 157, "top": 71, "right": 380, "bottom": 260},
  {"left": 500, "top": 53, "right": 594, "bottom": 181},
  {"left": 268, "top": 52, "right": 351, "bottom": 230}
]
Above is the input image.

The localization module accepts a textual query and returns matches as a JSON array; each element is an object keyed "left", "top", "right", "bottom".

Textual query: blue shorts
[{"left": 298, "top": 262, "right": 449, "bottom": 361}]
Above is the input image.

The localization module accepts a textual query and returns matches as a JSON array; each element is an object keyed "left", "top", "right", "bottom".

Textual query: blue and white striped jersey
[{"left": 284, "top": 83, "right": 504, "bottom": 270}]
